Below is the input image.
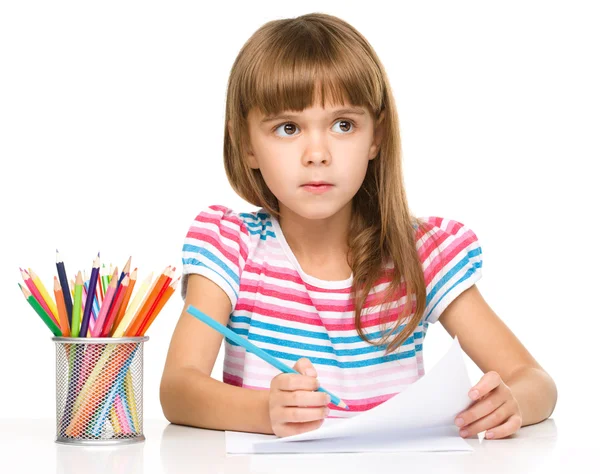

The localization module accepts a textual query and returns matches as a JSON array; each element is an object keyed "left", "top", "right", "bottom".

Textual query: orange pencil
[
  {"left": 125, "top": 266, "right": 170, "bottom": 336},
  {"left": 139, "top": 275, "right": 180, "bottom": 336},
  {"left": 110, "top": 268, "right": 137, "bottom": 336},
  {"left": 53, "top": 276, "right": 71, "bottom": 336}
]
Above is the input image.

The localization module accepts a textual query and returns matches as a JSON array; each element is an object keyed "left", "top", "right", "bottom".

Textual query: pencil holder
[{"left": 52, "top": 336, "right": 149, "bottom": 445}]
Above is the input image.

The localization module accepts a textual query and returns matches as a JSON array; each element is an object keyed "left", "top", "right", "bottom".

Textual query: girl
[{"left": 160, "top": 12, "right": 557, "bottom": 440}]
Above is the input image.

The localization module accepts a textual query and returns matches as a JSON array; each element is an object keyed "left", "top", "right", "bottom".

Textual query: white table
[{"left": 0, "top": 417, "right": 581, "bottom": 473}]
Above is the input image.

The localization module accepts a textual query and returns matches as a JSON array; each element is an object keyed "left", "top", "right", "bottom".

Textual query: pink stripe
[
  {"left": 223, "top": 373, "right": 243, "bottom": 387},
  {"left": 235, "top": 300, "right": 406, "bottom": 330},
  {"left": 187, "top": 228, "right": 244, "bottom": 267},
  {"left": 237, "top": 358, "right": 418, "bottom": 381},
  {"left": 226, "top": 366, "right": 420, "bottom": 394},
  {"left": 239, "top": 278, "right": 402, "bottom": 311}
]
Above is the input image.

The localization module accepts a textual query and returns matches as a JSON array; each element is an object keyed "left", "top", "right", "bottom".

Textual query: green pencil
[
  {"left": 19, "top": 283, "right": 62, "bottom": 336},
  {"left": 71, "top": 271, "right": 83, "bottom": 337},
  {"left": 101, "top": 263, "right": 109, "bottom": 294}
]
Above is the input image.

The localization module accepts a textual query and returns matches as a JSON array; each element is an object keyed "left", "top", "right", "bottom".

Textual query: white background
[{"left": 1, "top": 0, "right": 598, "bottom": 442}]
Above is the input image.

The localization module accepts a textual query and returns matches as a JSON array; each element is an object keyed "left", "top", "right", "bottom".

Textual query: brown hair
[{"left": 223, "top": 12, "right": 434, "bottom": 355}]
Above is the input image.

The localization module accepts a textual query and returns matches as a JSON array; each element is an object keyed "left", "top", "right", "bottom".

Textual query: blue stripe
[
  {"left": 425, "top": 260, "right": 482, "bottom": 321},
  {"left": 239, "top": 216, "right": 273, "bottom": 229},
  {"left": 247, "top": 333, "right": 414, "bottom": 356},
  {"left": 183, "top": 245, "right": 239, "bottom": 282},
  {"left": 230, "top": 316, "right": 423, "bottom": 344},
  {"left": 425, "top": 247, "right": 481, "bottom": 309},
  {"left": 182, "top": 256, "right": 238, "bottom": 299},
  {"left": 224, "top": 335, "right": 417, "bottom": 367},
  {"left": 260, "top": 347, "right": 417, "bottom": 368},
  {"left": 247, "top": 228, "right": 276, "bottom": 239}
]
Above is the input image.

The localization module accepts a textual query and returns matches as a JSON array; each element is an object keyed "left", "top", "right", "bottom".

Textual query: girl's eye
[{"left": 273, "top": 120, "right": 355, "bottom": 137}]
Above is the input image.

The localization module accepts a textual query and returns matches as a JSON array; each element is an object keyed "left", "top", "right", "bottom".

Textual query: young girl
[{"left": 160, "top": 12, "right": 557, "bottom": 440}]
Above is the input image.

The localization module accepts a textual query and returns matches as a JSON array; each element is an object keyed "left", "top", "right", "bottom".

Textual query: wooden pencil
[
  {"left": 53, "top": 277, "right": 70, "bottom": 336},
  {"left": 110, "top": 268, "right": 137, "bottom": 336},
  {"left": 28, "top": 268, "right": 60, "bottom": 325},
  {"left": 92, "top": 267, "right": 118, "bottom": 337},
  {"left": 70, "top": 271, "right": 84, "bottom": 337},
  {"left": 20, "top": 283, "right": 62, "bottom": 336},
  {"left": 139, "top": 275, "right": 179, "bottom": 336},
  {"left": 125, "top": 266, "right": 170, "bottom": 337},
  {"left": 111, "top": 272, "right": 153, "bottom": 338},
  {"left": 56, "top": 250, "right": 74, "bottom": 327},
  {"left": 20, "top": 269, "right": 59, "bottom": 328},
  {"left": 100, "top": 275, "right": 129, "bottom": 337},
  {"left": 79, "top": 253, "right": 101, "bottom": 337}
]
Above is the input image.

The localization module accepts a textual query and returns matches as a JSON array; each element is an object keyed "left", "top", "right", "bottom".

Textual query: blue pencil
[{"left": 185, "top": 304, "right": 349, "bottom": 410}]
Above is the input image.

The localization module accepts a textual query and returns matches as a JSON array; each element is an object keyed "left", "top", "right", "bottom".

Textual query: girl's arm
[
  {"left": 159, "top": 274, "right": 274, "bottom": 434},
  {"left": 439, "top": 284, "right": 558, "bottom": 437}
]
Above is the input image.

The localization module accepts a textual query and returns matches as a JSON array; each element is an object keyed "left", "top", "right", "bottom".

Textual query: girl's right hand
[{"left": 268, "top": 357, "right": 331, "bottom": 437}]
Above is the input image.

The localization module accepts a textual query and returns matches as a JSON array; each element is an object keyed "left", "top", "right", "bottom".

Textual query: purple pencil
[{"left": 79, "top": 253, "right": 101, "bottom": 337}]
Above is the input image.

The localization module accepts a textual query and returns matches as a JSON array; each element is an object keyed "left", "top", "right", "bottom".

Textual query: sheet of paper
[{"left": 226, "top": 336, "right": 475, "bottom": 453}]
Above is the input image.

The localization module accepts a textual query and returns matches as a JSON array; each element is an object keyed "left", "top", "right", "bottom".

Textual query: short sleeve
[
  {"left": 181, "top": 204, "right": 250, "bottom": 311},
  {"left": 416, "top": 216, "right": 483, "bottom": 324}
]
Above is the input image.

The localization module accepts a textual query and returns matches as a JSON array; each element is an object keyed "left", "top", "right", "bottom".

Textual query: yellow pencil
[
  {"left": 111, "top": 272, "right": 154, "bottom": 338},
  {"left": 28, "top": 268, "right": 59, "bottom": 323}
]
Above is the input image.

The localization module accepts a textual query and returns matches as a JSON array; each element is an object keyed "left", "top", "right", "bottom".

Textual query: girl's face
[{"left": 242, "top": 100, "right": 384, "bottom": 221}]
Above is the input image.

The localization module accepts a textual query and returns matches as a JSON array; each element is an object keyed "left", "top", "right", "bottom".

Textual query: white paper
[{"left": 226, "top": 336, "right": 475, "bottom": 453}]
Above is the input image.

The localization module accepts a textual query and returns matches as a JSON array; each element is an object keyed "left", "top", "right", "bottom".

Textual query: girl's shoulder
[
  {"left": 181, "top": 204, "right": 272, "bottom": 306},
  {"left": 413, "top": 215, "right": 480, "bottom": 244},
  {"left": 187, "top": 203, "right": 273, "bottom": 241},
  {"left": 413, "top": 215, "right": 484, "bottom": 324}
]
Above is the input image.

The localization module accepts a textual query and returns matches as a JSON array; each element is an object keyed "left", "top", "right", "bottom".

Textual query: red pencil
[{"left": 100, "top": 275, "right": 129, "bottom": 337}]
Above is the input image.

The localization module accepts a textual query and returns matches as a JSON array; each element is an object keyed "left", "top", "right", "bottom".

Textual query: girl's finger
[
  {"left": 283, "top": 406, "right": 330, "bottom": 423},
  {"left": 455, "top": 389, "right": 504, "bottom": 428},
  {"left": 484, "top": 413, "right": 523, "bottom": 440},
  {"left": 458, "top": 399, "right": 513, "bottom": 438},
  {"left": 469, "top": 371, "right": 503, "bottom": 400},
  {"left": 275, "top": 373, "right": 320, "bottom": 392},
  {"left": 282, "top": 390, "right": 331, "bottom": 408},
  {"left": 278, "top": 419, "right": 325, "bottom": 438}
]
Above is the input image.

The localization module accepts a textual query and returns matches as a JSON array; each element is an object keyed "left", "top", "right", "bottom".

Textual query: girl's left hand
[{"left": 454, "top": 371, "right": 523, "bottom": 440}]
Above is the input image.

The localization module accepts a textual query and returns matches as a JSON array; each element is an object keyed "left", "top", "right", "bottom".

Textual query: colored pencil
[
  {"left": 111, "top": 272, "right": 153, "bottom": 338},
  {"left": 100, "top": 275, "right": 129, "bottom": 337},
  {"left": 70, "top": 272, "right": 84, "bottom": 337},
  {"left": 19, "top": 283, "right": 62, "bottom": 336},
  {"left": 56, "top": 250, "right": 73, "bottom": 326},
  {"left": 118, "top": 256, "right": 131, "bottom": 287},
  {"left": 79, "top": 254, "right": 101, "bottom": 337},
  {"left": 186, "top": 304, "right": 349, "bottom": 410},
  {"left": 126, "top": 266, "right": 170, "bottom": 337},
  {"left": 20, "top": 269, "right": 60, "bottom": 328},
  {"left": 110, "top": 268, "right": 137, "bottom": 335},
  {"left": 53, "top": 277, "right": 70, "bottom": 336},
  {"left": 28, "top": 268, "right": 59, "bottom": 325},
  {"left": 129, "top": 267, "right": 173, "bottom": 337},
  {"left": 138, "top": 275, "right": 180, "bottom": 336},
  {"left": 92, "top": 267, "right": 118, "bottom": 337}
]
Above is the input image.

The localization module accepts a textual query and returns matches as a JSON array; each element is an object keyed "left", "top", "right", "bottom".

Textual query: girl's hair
[{"left": 224, "top": 12, "right": 435, "bottom": 355}]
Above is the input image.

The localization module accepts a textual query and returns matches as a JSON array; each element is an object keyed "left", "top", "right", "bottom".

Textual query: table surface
[{"left": 0, "top": 417, "right": 583, "bottom": 473}]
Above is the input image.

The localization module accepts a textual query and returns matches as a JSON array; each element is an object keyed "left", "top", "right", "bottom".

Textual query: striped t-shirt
[{"left": 181, "top": 204, "right": 483, "bottom": 418}]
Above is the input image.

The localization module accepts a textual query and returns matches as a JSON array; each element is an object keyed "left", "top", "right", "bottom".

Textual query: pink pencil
[{"left": 91, "top": 267, "right": 118, "bottom": 337}]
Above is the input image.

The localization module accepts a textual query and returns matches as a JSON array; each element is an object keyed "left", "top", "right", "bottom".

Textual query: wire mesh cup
[{"left": 52, "top": 336, "right": 149, "bottom": 445}]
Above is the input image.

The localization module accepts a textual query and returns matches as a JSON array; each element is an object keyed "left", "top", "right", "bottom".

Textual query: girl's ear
[
  {"left": 369, "top": 110, "right": 386, "bottom": 160},
  {"left": 229, "top": 119, "right": 260, "bottom": 169}
]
